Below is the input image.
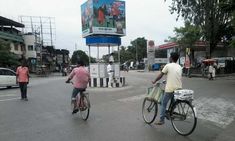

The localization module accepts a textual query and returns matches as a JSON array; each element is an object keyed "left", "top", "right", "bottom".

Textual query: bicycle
[
  {"left": 67, "top": 82, "right": 90, "bottom": 120},
  {"left": 142, "top": 81, "right": 197, "bottom": 136}
]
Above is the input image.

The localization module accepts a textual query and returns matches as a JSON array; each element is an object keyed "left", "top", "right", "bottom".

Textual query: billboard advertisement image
[
  {"left": 81, "top": 0, "right": 126, "bottom": 37},
  {"left": 81, "top": 0, "right": 94, "bottom": 36}
]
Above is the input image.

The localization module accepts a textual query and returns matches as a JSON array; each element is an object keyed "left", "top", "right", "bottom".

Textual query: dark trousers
[{"left": 19, "top": 82, "right": 28, "bottom": 99}]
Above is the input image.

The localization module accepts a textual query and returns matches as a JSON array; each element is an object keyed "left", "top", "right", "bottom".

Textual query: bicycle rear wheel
[
  {"left": 80, "top": 95, "right": 90, "bottom": 121},
  {"left": 142, "top": 98, "right": 158, "bottom": 124},
  {"left": 170, "top": 100, "right": 197, "bottom": 136}
]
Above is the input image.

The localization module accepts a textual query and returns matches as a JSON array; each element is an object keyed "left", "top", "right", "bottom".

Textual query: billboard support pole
[
  {"left": 88, "top": 45, "right": 91, "bottom": 72},
  {"left": 118, "top": 45, "right": 120, "bottom": 78},
  {"left": 108, "top": 45, "right": 110, "bottom": 54},
  {"left": 118, "top": 45, "right": 120, "bottom": 63},
  {"left": 97, "top": 45, "right": 100, "bottom": 78}
]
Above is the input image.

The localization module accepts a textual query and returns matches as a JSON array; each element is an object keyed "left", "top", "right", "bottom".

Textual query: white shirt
[
  {"left": 107, "top": 64, "right": 114, "bottom": 73},
  {"left": 109, "top": 55, "right": 114, "bottom": 62},
  {"left": 209, "top": 65, "right": 213, "bottom": 73},
  {"left": 162, "top": 63, "right": 182, "bottom": 93}
]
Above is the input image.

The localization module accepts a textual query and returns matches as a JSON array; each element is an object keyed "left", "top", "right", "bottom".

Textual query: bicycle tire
[
  {"left": 142, "top": 98, "right": 158, "bottom": 124},
  {"left": 80, "top": 95, "right": 90, "bottom": 121},
  {"left": 170, "top": 100, "right": 197, "bottom": 136}
]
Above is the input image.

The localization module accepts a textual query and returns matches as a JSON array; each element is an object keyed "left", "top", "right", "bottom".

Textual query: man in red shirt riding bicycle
[{"left": 66, "top": 60, "right": 90, "bottom": 114}]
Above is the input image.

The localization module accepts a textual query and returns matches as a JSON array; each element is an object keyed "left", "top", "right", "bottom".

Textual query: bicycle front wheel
[
  {"left": 170, "top": 100, "right": 197, "bottom": 136},
  {"left": 142, "top": 98, "right": 158, "bottom": 124},
  {"left": 80, "top": 95, "right": 90, "bottom": 121}
]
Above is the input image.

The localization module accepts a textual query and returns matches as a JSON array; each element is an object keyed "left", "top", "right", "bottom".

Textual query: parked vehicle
[{"left": 0, "top": 68, "right": 18, "bottom": 88}]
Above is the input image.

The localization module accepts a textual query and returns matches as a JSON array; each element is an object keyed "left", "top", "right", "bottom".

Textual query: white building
[{"left": 23, "top": 33, "right": 42, "bottom": 72}]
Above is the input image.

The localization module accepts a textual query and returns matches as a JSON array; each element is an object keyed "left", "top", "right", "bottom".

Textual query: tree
[
  {"left": 129, "top": 37, "right": 147, "bottom": 62},
  {"left": 71, "top": 50, "right": 89, "bottom": 65},
  {"left": 166, "top": 0, "right": 235, "bottom": 57},
  {"left": 101, "top": 37, "right": 147, "bottom": 64},
  {"left": 0, "top": 39, "right": 20, "bottom": 67},
  {"left": 169, "top": 21, "right": 202, "bottom": 49},
  {"left": 119, "top": 46, "right": 134, "bottom": 64}
]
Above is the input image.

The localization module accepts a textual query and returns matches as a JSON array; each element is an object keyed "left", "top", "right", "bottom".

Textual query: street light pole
[{"left": 135, "top": 40, "right": 138, "bottom": 64}]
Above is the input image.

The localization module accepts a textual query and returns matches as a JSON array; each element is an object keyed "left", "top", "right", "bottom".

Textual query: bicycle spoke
[
  {"left": 171, "top": 101, "right": 197, "bottom": 136},
  {"left": 142, "top": 98, "right": 158, "bottom": 124}
]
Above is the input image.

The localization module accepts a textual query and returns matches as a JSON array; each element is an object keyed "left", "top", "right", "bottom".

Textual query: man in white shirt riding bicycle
[{"left": 152, "top": 52, "right": 182, "bottom": 125}]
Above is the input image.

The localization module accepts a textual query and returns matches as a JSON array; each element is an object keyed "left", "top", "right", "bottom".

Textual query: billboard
[{"left": 81, "top": 0, "right": 126, "bottom": 37}]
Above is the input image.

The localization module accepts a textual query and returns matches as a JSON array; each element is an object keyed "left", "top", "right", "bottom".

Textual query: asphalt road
[{"left": 0, "top": 71, "right": 235, "bottom": 141}]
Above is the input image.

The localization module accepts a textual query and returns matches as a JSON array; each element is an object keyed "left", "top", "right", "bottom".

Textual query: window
[
  {"left": 28, "top": 45, "right": 34, "bottom": 51},
  {"left": 21, "top": 46, "right": 26, "bottom": 51},
  {"left": 14, "top": 44, "right": 18, "bottom": 51},
  {"left": 4, "top": 70, "right": 15, "bottom": 76},
  {"left": 0, "top": 70, "right": 3, "bottom": 75},
  {"left": 0, "top": 69, "right": 15, "bottom": 76}
]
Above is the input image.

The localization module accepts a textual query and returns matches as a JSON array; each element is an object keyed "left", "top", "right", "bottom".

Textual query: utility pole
[
  {"left": 75, "top": 43, "right": 77, "bottom": 51},
  {"left": 49, "top": 18, "right": 53, "bottom": 46},
  {"left": 135, "top": 40, "right": 138, "bottom": 65}
]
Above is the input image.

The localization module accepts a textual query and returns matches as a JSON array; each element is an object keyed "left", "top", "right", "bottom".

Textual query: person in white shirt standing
[
  {"left": 208, "top": 63, "right": 214, "bottom": 80},
  {"left": 152, "top": 52, "right": 182, "bottom": 125},
  {"left": 107, "top": 61, "right": 114, "bottom": 87}
]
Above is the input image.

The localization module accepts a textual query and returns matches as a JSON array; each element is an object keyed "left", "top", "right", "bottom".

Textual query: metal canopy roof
[{"left": 0, "top": 16, "right": 24, "bottom": 28}]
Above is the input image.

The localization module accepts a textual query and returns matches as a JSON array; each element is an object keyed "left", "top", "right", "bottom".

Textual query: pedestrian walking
[{"left": 16, "top": 60, "right": 29, "bottom": 101}]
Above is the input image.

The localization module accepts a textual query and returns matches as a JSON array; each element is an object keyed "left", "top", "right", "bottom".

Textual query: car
[{"left": 0, "top": 68, "right": 18, "bottom": 88}]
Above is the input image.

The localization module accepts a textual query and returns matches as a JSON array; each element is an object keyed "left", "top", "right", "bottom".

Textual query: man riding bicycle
[
  {"left": 66, "top": 59, "right": 90, "bottom": 114},
  {"left": 152, "top": 52, "right": 182, "bottom": 125}
]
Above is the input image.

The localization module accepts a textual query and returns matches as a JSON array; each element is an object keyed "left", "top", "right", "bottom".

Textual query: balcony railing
[{"left": 0, "top": 31, "right": 24, "bottom": 43}]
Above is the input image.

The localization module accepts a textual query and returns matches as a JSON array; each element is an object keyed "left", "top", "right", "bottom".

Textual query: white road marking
[
  {"left": 0, "top": 97, "right": 20, "bottom": 102},
  {"left": 0, "top": 94, "right": 17, "bottom": 97},
  {"left": 118, "top": 94, "right": 235, "bottom": 128}
]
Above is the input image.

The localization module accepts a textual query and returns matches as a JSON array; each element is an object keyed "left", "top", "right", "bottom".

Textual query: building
[
  {"left": 0, "top": 16, "right": 25, "bottom": 59},
  {"left": 1, "top": 16, "right": 70, "bottom": 73},
  {"left": 158, "top": 41, "right": 235, "bottom": 66},
  {"left": 55, "top": 49, "right": 69, "bottom": 72},
  {"left": 23, "top": 32, "right": 42, "bottom": 72}
]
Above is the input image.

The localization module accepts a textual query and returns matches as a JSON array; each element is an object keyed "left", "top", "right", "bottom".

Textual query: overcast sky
[{"left": 0, "top": 0, "right": 183, "bottom": 57}]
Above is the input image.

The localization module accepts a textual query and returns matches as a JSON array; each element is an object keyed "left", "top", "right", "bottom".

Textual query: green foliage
[
  {"left": 120, "top": 46, "right": 134, "bottom": 64},
  {"left": 0, "top": 39, "right": 10, "bottom": 51},
  {"left": 0, "top": 39, "right": 20, "bottom": 67},
  {"left": 229, "top": 39, "right": 235, "bottom": 48},
  {"left": 129, "top": 37, "right": 147, "bottom": 62},
  {"left": 166, "top": 0, "right": 235, "bottom": 56},
  {"left": 169, "top": 21, "right": 201, "bottom": 48},
  {"left": 71, "top": 50, "right": 89, "bottom": 65},
  {"left": 101, "top": 37, "right": 147, "bottom": 64}
]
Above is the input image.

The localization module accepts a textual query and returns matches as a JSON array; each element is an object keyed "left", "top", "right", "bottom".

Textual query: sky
[{"left": 0, "top": 0, "right": 183, "bottom": 57}]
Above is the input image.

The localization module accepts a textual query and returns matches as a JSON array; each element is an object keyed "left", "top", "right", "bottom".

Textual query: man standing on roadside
[
  {"left": 16, "top": 60, "right": 29, "bottom": 101},
  {"left": 107, "top": 61, "right": 114, "bottom": 87}
]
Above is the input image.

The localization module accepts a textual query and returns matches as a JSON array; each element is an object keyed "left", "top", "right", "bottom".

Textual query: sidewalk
[
  {"left": 136, "top": 70, "right": 235, "bottom": 78},
  {"left": 214, "top": 120, "right": 235, "bottom": 141},
  {"left": 189, "top": 73, "right": 235, "bottom": 78}
]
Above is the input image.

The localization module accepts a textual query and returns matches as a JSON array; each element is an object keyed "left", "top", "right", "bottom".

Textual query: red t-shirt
[{"left": 16, "top": 66, "right": 29, "bottom": 82}]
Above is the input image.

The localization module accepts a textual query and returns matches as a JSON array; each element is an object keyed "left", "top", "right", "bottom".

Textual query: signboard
[
  {"left": 185, "top": 55, "right": 190, "bottom": 68},
  {"left": 114, "top": 63, "right": 120, "bottom": 77},
  {"left": 90, "top": 63, "right": 106, "bottom": 77},
  {"left": 81, "top": 0, "right": 126, "bottom": 37},
  {"left": 57, "top": 54, "right": 63, "bottom": 64},
  {"left": 147, "top": 40, "right": 155, "bottom": 65}
]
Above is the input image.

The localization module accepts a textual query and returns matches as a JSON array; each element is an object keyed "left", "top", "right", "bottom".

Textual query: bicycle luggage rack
[{"left": 174, "top": 89, "right": 194, "bottom": 101}]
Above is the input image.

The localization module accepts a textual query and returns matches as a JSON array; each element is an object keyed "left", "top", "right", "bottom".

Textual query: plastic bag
[{"left": 146, "top": 84, "right": 164, "bottom": 103}]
